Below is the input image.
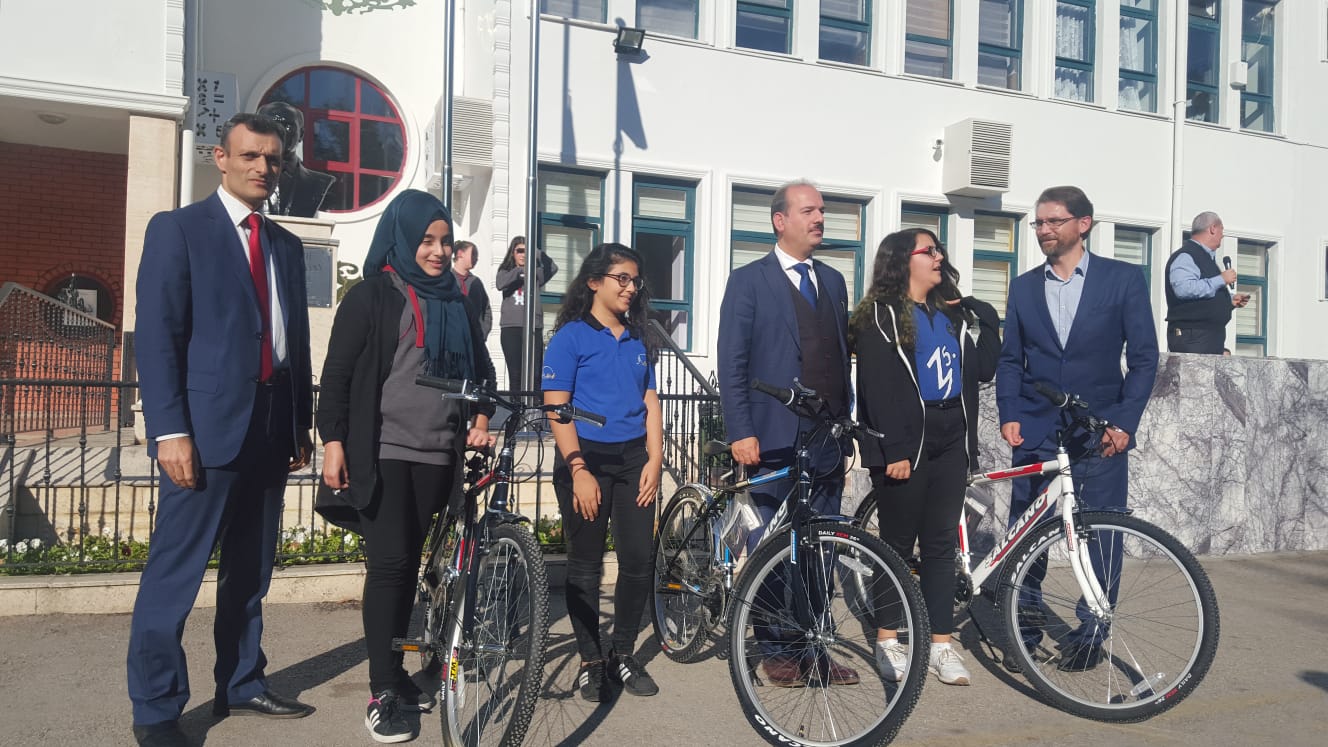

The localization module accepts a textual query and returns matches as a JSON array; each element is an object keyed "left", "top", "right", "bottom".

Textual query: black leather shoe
[
  {"left": 132, "top": 721, "right": 189, "bottom": 747},
  {"left": 1057, "top": 641, "right": 1103, "bottom": 672},
  {"left": 214, "top": 690, "right": 315, "bottom": 719}
]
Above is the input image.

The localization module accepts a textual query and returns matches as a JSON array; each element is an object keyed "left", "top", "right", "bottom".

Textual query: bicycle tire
[
  {"left": 440, "top": 523, "right": 551, "bottom": 746},
  {"left": 998, "top": 511, "right": 1219, "bottom": 722},
  {"left": 728, "top": 522, "right": 929, "bottom": 747},
  {"left": 652, "top": 485, "right": 725, "bottom": 663}
]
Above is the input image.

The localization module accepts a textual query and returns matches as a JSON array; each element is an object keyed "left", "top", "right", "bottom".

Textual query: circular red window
[{"left": 260, "top": 66, "right": 407, "bottom": 213}]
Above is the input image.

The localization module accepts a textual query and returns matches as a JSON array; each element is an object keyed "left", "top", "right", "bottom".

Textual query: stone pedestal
[{"left": 270, "top": 215, "right": 338, "bottom": 380}]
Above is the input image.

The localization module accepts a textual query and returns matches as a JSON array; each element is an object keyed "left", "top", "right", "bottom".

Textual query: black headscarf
[{"left": 363, "top": 189, "right": 474, "bottom": 379}]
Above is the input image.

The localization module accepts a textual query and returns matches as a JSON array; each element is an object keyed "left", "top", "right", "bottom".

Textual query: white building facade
[{"left": 3, "top": 0, "right": 1327, "bottom": 379}]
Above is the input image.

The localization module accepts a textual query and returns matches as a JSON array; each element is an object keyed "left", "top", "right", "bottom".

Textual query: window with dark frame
[
  {"left": 260, "top": 67, "right": 407, "bottom": 213},
  {"left": 1187, "top": 0, "right": 1221, "bottom": 122},
  {"left": 978, "top": 0, "right": 1023, "bottom": 90},
  {"left": 736, "top": 0, "right": 793, "bottom": 54}
]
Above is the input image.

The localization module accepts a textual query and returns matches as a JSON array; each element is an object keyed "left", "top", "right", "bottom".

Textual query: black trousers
[
  {"left": 360, "top": 459, "right": 454, "bottom": 694},
  {"left": 871, "top": 404, "right": 968, "bottom": 636},
  {"left": 553, "top": 438, "right": 654, "bottom": 662},
  {"left": 500, "top": 326, "right": 543, "bottom": 391},
  {"left": 1166, "top": 323, "right": 1225, "bottom": 354}
]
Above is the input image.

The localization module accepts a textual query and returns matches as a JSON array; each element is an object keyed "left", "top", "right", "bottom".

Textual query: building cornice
[{"left": 0, "top": 75, "right": 189, "bottom": 119}]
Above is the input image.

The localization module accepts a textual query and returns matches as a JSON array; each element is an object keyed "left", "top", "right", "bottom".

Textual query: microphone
[{"left": 1222, "top": 256, "right": 1235, "bottom": 290}]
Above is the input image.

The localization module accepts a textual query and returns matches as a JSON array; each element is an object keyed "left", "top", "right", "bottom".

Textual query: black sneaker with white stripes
[
  {"left": 577, "top": 660, "right": 608, "bottom": 702},
  {"left": 365, "top": 690, "right": 413, "bottom": 743},
  {"left": 610, "top": 651, "right": 659, "bottom": 697}
]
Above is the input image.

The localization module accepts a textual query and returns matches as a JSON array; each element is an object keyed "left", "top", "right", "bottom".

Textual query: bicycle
[
  {"left": 852, "top": 383, "right": 1220, "bottom": 722},
  {"left": 653, "top": 379, "right": 929, "bottom": 747},
  {"left": 396, "top": 376, "right": 605, "bottom": 746}
]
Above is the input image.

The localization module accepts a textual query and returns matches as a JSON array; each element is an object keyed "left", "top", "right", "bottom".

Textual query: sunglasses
[
  {"left": 596, "top": 272, "right": 645, "bottom": 290},
  {"left": 513, "top": 247, "right": 526, "bottom": 254}
]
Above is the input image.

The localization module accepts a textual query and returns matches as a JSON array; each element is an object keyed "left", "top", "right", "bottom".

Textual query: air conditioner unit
[
  {"left": 425, "top": 96, "right": 494, "bottom": 192},
  {"left": 942, "top": 119, "right": 1012, "bottom": 198}
]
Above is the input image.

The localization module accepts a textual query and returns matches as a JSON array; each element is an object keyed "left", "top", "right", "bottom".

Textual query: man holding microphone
[{"left": 1165, "top": 211, "right": 1251, "bottom": 354}]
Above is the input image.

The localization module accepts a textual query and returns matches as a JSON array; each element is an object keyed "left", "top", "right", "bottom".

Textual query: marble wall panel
[{"left": 846, "top": 354, "right": 1328, "bottom": 557}]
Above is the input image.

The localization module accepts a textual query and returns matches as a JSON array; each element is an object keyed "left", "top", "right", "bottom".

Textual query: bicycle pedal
[{"left": 392, "top": 637, "right": 426, "bottom": 653}]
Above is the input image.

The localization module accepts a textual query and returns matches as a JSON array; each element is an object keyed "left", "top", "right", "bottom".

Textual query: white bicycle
[{"left": 852, "top": 383, "right": 1219, "bottom": 722}]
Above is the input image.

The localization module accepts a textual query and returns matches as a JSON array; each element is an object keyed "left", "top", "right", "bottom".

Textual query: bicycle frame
[{"left": 961, "top": 445, "right": 1112, "bottom": 619}]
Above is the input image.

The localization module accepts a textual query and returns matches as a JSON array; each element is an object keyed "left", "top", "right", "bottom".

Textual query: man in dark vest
[
  {"left": 1165, "top": 211, "right": 1250, "bottom": 353},
  {"left": 717, "top": 180, "right": 857, "bottom": 687}
]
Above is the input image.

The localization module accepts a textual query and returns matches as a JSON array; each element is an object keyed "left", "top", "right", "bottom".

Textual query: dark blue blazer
[
  {"left": 995, "top": 253, "right": 1158, "bottom": 449},
  {"left": 136, "top": 192, "right": 313, "bottom": 466},
  {"left": 717, "top": 251, "right": 851, "bottom": 467}
]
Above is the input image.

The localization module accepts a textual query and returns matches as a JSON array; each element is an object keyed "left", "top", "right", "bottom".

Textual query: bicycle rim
[
  {"left": 728, "top": 523, "right": 929, "bottom": 747},
  {"left": 999, "top": 511, "right": 1219, "bottom": 722},
  {"left": 441, "top": 523, "right": 551, "bottom": 746},
  {"left": 653, "top": 486, "right": 723, "bottom": 663}
]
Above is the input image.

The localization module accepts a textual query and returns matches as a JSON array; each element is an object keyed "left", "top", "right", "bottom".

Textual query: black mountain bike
[
  {"left": 396, "top": 376, "right": 604, "bottom": 746},
  {"left": 654, "top": 379, "right": 929, "bottom": 746}
]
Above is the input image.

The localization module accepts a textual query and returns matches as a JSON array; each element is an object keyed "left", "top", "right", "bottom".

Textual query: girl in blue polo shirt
[{"left": 542, "top": 243, "right": 663, "bottom": 702}]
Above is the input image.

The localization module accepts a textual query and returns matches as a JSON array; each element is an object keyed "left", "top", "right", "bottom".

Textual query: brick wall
[{"left": 0, "top": 141, "right": 129, "bottom": 329}]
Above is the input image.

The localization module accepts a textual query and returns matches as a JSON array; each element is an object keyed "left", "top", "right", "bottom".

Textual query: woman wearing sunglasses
[
  {"left": 849, "top": 228, "right": 1001, "bottom": 687},
  {"left": 496, "top": 236, "right": 558, "bottom": 391},
  {"left": 542, "top": 243, "right": 663, "bottom": 702}
]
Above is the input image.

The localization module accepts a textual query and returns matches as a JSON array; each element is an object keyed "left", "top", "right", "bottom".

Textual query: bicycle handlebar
[
  {"left": 750, "top": 378, "right": 883, "bottom": 440},
  {"left": 1034, "top": 382, "right": 1112, "bottom": 433},
  {"left": 414, "top": 375, "right": 607, "bottom": 427}
]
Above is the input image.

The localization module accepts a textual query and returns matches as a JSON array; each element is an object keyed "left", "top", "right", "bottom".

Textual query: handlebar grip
[
  {"left": 415, "top": 375, "right": 466, "bottom": 392},
  {"left": 1034, "top": 382, "right": 1071, "bottom": 408},
  {"left": 750, "top": 378, "right": 795, "bottom": 405},
  {"left": 573, "top": 407, "right": 607, "bottom": 427}
]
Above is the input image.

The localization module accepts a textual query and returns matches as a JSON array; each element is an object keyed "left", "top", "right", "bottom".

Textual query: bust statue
[{"left": 257, "top": 101, "right": 336, "bottom": 217}]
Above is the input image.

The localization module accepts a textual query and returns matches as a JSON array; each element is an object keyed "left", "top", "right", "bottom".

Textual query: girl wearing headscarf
[{"left": 316, "top": 189, "right": 495, "bottom": 743}]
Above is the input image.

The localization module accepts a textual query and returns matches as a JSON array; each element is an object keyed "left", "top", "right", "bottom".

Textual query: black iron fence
[
  {"left": 0, "top": 322, "right": 723, "bottom": 574},
  {"left": 0, "top": 282, "right": 118, "bottom": 435}
]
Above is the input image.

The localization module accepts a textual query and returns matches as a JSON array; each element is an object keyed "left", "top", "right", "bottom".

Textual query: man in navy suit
[
  {"left": 128, "top": 113, "right": 315, "bottom": 746},
  {"left": 996, "top": 185, "right": 1158, "bottom": 673},
  {"left": 717, "top": 181, "right": 856, "bottom": 686}
]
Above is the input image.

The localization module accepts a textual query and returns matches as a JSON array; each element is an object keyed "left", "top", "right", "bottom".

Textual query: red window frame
[{"left": 259, "top": 66, "right": 407, "bottom": 213}]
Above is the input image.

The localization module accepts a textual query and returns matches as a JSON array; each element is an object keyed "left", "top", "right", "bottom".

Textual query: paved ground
[{"left": 2, "top": 551, "right": 1325, "bottom": 747}]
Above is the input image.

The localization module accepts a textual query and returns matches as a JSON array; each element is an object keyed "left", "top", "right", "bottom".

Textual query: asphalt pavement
[{"left": 2, "top": 551, "right": 1325, "bottom": 747}]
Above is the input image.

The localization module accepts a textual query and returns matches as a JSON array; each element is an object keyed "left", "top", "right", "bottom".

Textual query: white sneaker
[
  {"left": 929, "top": 645, "right": 971, "bottom": 686},
  {"left": 875, "top": 639, "right": 908, "bottom": 682}
]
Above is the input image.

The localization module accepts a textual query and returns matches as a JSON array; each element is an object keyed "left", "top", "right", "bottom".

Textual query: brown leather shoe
[
  {"left": 809, "top": 654, "right": 861, "bottom": 686},
  {"left": 761, "top": 656, "right": 807, "bottom": 688}
]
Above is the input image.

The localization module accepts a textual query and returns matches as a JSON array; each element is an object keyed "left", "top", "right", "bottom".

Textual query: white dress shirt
[{"left": 774, "top": 244, "right": 819, "bottom": 294}]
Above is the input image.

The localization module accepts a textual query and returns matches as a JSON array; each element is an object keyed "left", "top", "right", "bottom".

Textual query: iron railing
[
  {"left": 0, "top": 282, "right": 118, "bottom": 434},
  {"left": 0, "top": 328, "right": 724, "bottom": 572}
]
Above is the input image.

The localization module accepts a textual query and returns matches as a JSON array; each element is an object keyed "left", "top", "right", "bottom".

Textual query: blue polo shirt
[{"left": 542, "top": 316, "right": 656, "bottom": 443}]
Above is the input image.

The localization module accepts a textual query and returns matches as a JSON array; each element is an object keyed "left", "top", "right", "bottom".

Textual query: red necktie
[{"left": 245, "top": 213, "right": 273, "bottom": 382}]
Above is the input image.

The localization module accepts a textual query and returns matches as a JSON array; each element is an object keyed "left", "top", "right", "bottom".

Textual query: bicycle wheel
[
  {"left": 998, "top": 511, "right": 1219, "bottom": 722},
  {"left": 728, "top": 522, "right": 929, "bottom": 747},
  {"left": 440, "top": 523, "right": 551, "bottom": 746},
  {"left": 652, "top": 485, "right": 725, "bottom": 663}
]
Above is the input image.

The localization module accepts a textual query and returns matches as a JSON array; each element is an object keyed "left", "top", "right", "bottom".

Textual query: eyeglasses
[
  {"left": 910, "top": 246, "right": 943, "bottom": 258},
  {"left": 597, "top": 272, "right": 645, "bottom": 290},
  {"left": 1030, "top": 216, "right": 1078, "bottom": 230}
]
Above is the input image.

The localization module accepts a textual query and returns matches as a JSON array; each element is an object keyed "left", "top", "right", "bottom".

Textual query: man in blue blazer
[
  {"left": 128, "top": 113, "right": 315, "bottom": 746},
  {"left": 996, "top": 185, "right": 1158, "bottom": 673},
  {"left": 718, "top": 181, "right": 856, "bottom": 686}
]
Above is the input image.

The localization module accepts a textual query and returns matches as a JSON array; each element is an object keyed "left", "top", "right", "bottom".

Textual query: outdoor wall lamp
[{"left": 613, "top": 27, "right": 646, "bottom": 55}]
